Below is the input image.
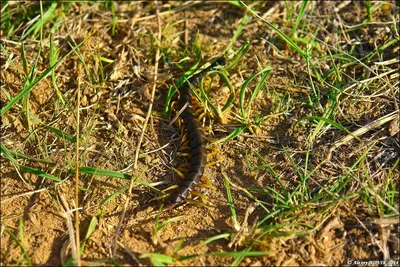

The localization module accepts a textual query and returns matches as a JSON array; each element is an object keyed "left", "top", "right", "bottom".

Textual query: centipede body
[{"left": 169, "top": 57, "right": 226, "bottom": 204}]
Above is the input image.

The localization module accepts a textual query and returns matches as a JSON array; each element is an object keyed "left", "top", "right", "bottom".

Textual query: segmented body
[{"left": 170, "top": 57, "right": 226, "bottom": 204}]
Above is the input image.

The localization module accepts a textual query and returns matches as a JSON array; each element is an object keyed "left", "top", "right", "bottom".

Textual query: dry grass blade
[
  {"left": 133, "top": 1, "right": 196, "bottom": 23},
  {"left": 328, "top": 110, "right": 399, "bottom": 159},
  {"left": 111, "top": 0, "right": 163, "bottom": 259},
  {"left": 168, "top": 101, "right": 189, "bottom": 127},
  {"left": 1, "top": 188, "right": 47, "bottom": 204},
  {"left": 117, "top": 241, "right": 141, "bottom": 266},
  {"left": 59, "top": 194, "right": 78, "bottom": 265},
  {"left": 73, "top": 54, "right": 82, "bottom": 267}
]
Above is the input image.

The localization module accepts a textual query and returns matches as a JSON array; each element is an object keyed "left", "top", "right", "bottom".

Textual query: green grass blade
[
  {"left": 253, "top": 150, "right": 289, "bottom": 197},
  {"left": 239, "top": 66, "right": 273, "bottom": 121},
  {"left": 224, "top": 11, "right": 250, "bottom": 54},
  {"left": 1, "top": 143, "right": 19, "bottom": 165},
  {"left": 198, "top": 70, "right": 234, "bottom": 119},
  {"left": 20, "top": 2, "right": 58, "bottom": 41},
  {"left": 223, "top": 172, "right": 239, "bottom": 230},
  {"left": 177, "top": 254, "right": 201, "bottom": 262},
  {"left": 140, "top": 253, "right": 174, "bottom": 266},
  {"left": 4, "top": 148, "right": 55, "bottom": 165},
  {"left": 78, "top": 167, "right": 159, "bottom": 192},
  {"left": 18, "top": 217, "right": 24, "bottom": 251},
  {"left": 1, "top": 44, "right": 25, "bottom": 81},
  {"left": 80, "top": 216, "right": 98, "bottom": 253},
  {"left": 241, "top": 2, "right": 307, "bottom": 58},
  {"left": 19, "top": 165, "right": 62, "bottom": 182},
  {"left": 366, "top": 0, "right": 372, "bottom": 22},
  {"left": 225, "top": 41, "right": 250, "bottom": 72},
  {"left": 383, "top": 158, "right": 399, "bottom": 213},
  {"left": 211, "top": 126, "right": 246, "bottom": 146},
  {"left": 207, "top": 251, "right": 268, "bottom": 257},
  {"left": 173, "top": 238, "right": 186, "bottom": 254},
  {"left": 297, "top": 116, "right": 361, "bottom": 141},
  {"left": 20, "top": 42, "right": 29, "bottom": 78},
  {"left": 27, "top": 2, "right": 45, "bottom": 84},
  {"left": 245, "top": 66, "right": 272, "bottom": 117},
  {"left": 215, "top": 71, "right": 235, "bottom": 113},
  {"left": 155, "top": 215, "right": 187, "bottom": 232},
  {"left": 164, "top": 46, "right": 202, "bottom": 113},
  {"left": 28, "top": 112, "right": 76, "bottom": 142},
  {"left": 4, "top": 229, "right": 31, "bottom": 265},
  {"left": 110, "top": 2, "right": 117, "bottom": 36},
  {"left": 239, "top": 74, "right": 255, "bottom": 120},
  {"left": 191, "top": 80, "right": 207, "bottom": 108},
  {"left": 44, "top": 125, "right": 76, "bottom": 143},
  {"left": 228, "top": 0, "right": 242, "bottom": 8},
  {"left": 281, "top": 145, "right": 307, "bottom": 201},
  {"left": 200, "top": 233, "right": 231, "bottom": 246},
  {"left": 230, "top": 245, "right": 253, "bottom": 266},
  {"left": 99, "top": 186, "right": 129, "bottom": 206},
  {"left": 290, "top": 0, "right": 308, "bottom": 37},
  {"left": 78, "top": 167, "right": 131, "bottom": 180},
  {"left": 51, "top": 3, "right": 70, "bottom": 34},
  {"left": 328, "top": 142, "right": 376, "bottom": 195},
  {"left": 1, "top": 40, "right": 81, "bottom": 116},
  {"left": 257, "top": 209, "right": 283, "bottom": 227},
  {"left": 49, "top": 33, "right": 65, "bottom": 105},
  {"left": 67, "top": 40, "right": 98, "bottom": 84}
]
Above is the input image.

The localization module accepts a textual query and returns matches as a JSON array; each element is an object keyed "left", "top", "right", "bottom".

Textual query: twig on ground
[{"left": 111, "top": 0, "right": 163, "bottom": 260}]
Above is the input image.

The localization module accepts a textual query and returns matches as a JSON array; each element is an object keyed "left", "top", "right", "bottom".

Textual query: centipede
[{"left": 169, "top": 57, "right": 226, "bottom": 206}]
